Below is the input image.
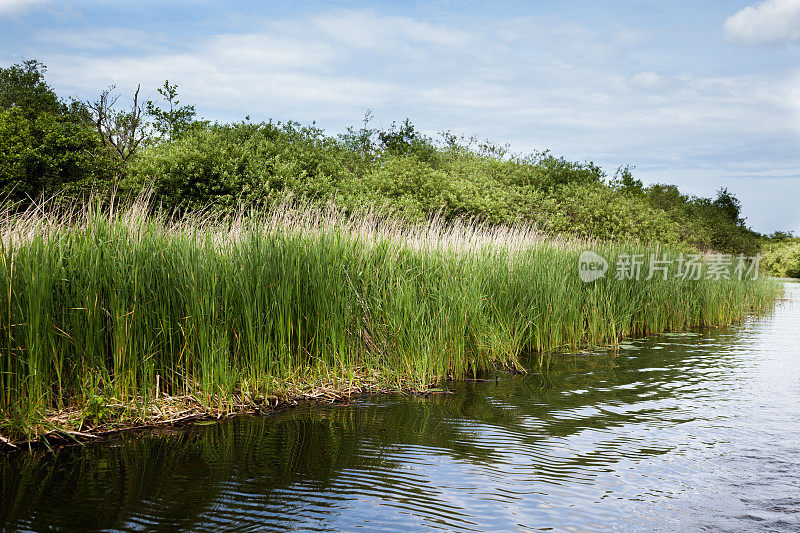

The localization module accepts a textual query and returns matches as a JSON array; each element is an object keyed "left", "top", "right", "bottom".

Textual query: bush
[
  {"left": 0, "top": 61, "right": 114, "bottom": 201},
  {"left": 128, "top": 122, "right": 353, "bottom": 210},
  {"left": 762, "top": 240, "right": 800, "bottom": 278},
  {"left": 0, "top": 107, "right": 112, "bottom": 200},
  {"left": 127, "top": 119, "right": 761, "bottom": 254}
]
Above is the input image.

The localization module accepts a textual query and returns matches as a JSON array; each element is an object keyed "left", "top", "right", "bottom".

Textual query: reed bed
[{"left": 0, "top": 197, "right": 781, "bottom": 443}]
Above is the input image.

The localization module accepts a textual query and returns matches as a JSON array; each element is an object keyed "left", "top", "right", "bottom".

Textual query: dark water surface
[{"left": 2, "top": 281, "right": 799, "bottom": 532}]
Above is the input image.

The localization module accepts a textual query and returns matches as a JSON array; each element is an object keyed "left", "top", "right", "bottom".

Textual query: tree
[
  {"left": 145, "top": 80, "right": 196, "bottom": 140},
  {"left": 765, "top": 230, "right": 794, "bottom": 242},
  {"left": 377, "top": 118, "right": 437, "bottom": 162},
  {"left": 611, "top": 165, "right": 643, "bottom": 195},
  {"left": 0, "top": 60, "right": 113, "bottom": 201},
  {"left": 713, "top": 187, "right": 743, "bottom": 225},
  {"left": 378, "top": 118, "right": 419, "bottom": 154},
  {"left": 0, "top": 59, "right": 61, "bottom": 116},
  {"left": 87, "top": 84, "right": 147, "bottom": 171}
]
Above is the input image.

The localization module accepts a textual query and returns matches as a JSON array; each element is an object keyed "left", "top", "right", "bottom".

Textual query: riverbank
[
  {"left": 0, "top": 198, "right": 781, "bottom": 448},
  {"left": 0, "top": 366, "right": 443, "bottom": 451},
  {"left": 5, "top": 283, "right": 796, "bottom": 530}
]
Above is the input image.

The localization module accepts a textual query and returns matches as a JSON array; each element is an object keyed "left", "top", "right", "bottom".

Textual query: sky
[{"left": 1, "top": 0, "right": 799, "bottom": 234}]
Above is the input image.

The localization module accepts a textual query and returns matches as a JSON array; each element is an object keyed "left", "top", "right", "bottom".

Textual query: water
[{"left": 2, "top": 281, "right": 798, "bottom": 532}]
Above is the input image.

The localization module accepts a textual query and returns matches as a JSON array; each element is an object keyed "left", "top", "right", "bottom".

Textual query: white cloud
[
  {"left": 208, "top": 33, "right": 338, "bottom": 71},
  {"left": 35, "top": 10, "right": 476, "bottom": 119},
  {"left": 631, "top": 71, "right": 661, "bottom": 88},
  {"left": 36, "top": 9, "right": 797, "bottom": 144},
  {"left": 724, "top": 0, "right": 800, "bottom": 45},
  {"left": 33, "top": 28, "right": 153, "bottom": 51},
  {"left": 308, "top": 9, "right": 472, "bottom": 50},
  {"left": 0, "top": 0, "right": 48, "bottom": 15}
]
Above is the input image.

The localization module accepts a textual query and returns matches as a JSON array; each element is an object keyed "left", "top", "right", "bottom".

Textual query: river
[{"left": 1, "top": 280, "right": 798, "bottom": 531}]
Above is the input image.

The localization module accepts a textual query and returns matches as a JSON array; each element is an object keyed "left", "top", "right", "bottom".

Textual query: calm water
[{"left": 2, "top": 281, "right": 798, "bottom": 532}]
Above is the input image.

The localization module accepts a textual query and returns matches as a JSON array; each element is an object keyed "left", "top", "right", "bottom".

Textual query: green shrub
[
  {"left": 762, "top": 240, "right": 800, "bottom": 278},
  {"left": 127, "top": 120, "right": 761, "bottom": 255},
  {"left": 0, "top": 61, "right": 114, "bottom": 201}
]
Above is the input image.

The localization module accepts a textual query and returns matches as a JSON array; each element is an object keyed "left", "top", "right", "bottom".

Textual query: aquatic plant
[{"left": 0, "top": 196, "right": 781, "bottom": 441}]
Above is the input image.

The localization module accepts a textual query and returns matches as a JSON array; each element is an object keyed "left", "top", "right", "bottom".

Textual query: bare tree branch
[{"left": 88, "top": 84, "right": 147, "bottom": 180}]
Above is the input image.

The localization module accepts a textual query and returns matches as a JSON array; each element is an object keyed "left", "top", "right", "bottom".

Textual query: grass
[{"left": 0, "top": 195, "right": 782, "bottom": 445}]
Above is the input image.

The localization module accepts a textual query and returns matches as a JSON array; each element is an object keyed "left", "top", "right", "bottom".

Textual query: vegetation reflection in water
[{"left": 2, "top": 283, "right": 798, "bottom": 532}]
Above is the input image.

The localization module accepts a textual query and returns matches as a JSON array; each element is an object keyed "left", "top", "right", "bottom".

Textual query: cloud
[
  {"left": 33, "top": 27, "right": 154, "bottom": 51},
  {"left": 34, "top": 10, "right": 476, "bottom": 119},
  {"left": 309, "top": 9, "right": 472, "bottom": 50},
  {"left": 36, "top": 9, "right": 797, "bottom": 143},
  {"left": 631, "top": 71, "right": 661, "bottom": 89},
  {"left": 0, "top": 0, "right": 48, "bottom": 15},
  {"left": 724, "top": 0, "right": 800, "bottom": 45}
]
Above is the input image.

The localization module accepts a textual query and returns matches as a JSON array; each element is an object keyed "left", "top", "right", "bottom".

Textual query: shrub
[{"left": 762, "top": 240, "right": 800, "bottom": 278}]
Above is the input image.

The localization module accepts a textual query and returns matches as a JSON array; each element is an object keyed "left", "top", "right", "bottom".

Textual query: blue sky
[{"left": 1, "top": 0, "right": 799, "bottom": 233}]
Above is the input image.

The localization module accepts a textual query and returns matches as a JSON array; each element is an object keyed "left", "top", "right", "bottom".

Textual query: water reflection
[{"left": 2, "top": 282, "right": 798, "bottom": 531}]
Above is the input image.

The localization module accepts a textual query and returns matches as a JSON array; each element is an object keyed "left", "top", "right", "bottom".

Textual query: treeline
[
  {"left": 0, "top": 60, "right": 764, "bottom": 255},
  {"left": 761, "top": 233, "right": 800, "bottom": 278}
]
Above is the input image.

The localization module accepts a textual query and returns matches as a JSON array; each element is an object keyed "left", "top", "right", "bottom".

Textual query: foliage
[
  {"left": 0, "top": 59, "right": 767, "bottom": 255},
  {"left": 762, "top": 239, "right": 800, "bottom": 278},
  {"left": 145, "top": 80, "right": 196, "bottom": 140},
  {"left": 79, "top": 394, "right": 111, "bottom": 427},
  {"left": 377, "top": 118, "right": 437, "bottom": 162},
  {"left": 0, "top": 61, "right": 115, "bottom": 200},
  {"left": 127, "top": 121, "right": 349, "bottom": 210},
  {"left": 0, "top": 198, "right": 780, "bottom": 438},
  {"left": 0, "top": 59, "right": 61, "bottom": 117},
  {"left": 764, "top": 230, "right": 794, "bottom": 242},
  {"left": 127, "top": 120, "right": 762, "bottom": 254}
]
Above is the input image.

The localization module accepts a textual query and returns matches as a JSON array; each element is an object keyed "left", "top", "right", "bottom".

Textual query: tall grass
[{"left": 0, "top": 197, "right": 781, "bottom": 439}]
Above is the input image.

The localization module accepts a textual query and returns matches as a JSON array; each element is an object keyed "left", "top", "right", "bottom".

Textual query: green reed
[{"left": 0, "top": 198, "right": 781, "bottom": 437}]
